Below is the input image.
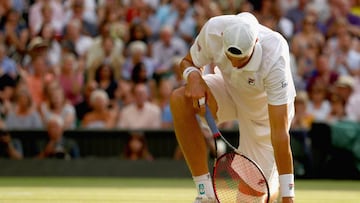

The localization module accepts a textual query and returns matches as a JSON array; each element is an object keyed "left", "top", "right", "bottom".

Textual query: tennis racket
[{"left": 204, "top": 104, "right": 270, "bottom": 203}]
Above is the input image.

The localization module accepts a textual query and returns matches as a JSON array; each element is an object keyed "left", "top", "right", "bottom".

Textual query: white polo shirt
[{"left": 190, "top": 14, "right": 296, "bottom": 122}]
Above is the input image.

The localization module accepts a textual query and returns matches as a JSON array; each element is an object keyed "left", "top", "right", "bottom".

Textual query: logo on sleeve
[
  {"left": 281, "top": 81, "right": 288, "bottom": 88},
  {"left": 248, "top": 78, "right": 255, "bottom": 86}
]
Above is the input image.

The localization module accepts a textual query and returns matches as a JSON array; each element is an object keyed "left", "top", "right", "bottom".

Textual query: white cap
[
  {"left": 335, "top": 75, "right": 355, "bottom": 89},
  {"left": 223, "top": 12, "right": 259, "bottom": 58}
]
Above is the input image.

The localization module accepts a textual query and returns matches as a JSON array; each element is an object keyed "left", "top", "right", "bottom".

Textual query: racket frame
[{"left": 204, "top": 105, "right": 270, "bottom": 203}]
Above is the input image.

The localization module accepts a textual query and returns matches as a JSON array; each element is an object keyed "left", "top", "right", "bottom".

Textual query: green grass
[{"left": 0, "top": 177, "right": 359, "bottom": 202}]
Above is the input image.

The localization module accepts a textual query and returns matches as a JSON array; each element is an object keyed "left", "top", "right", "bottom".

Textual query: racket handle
[{"left": 204, "top": 104, "right": 221, "bottom": 138}]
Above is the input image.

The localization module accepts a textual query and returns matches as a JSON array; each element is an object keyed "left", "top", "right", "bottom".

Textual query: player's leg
[
  {"left": 170, "top": 73, "right": 237, "bottom": 202},
  {"left": 170, "top": 85, "right": 217, "bottom": 201},
  {"left": 235, "top": 102, "right": 295, "bottom": 203}
]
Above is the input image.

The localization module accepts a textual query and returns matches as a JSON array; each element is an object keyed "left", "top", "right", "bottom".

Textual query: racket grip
[{"left": 204, "top": 105, "right": 221, "bottom": 138}]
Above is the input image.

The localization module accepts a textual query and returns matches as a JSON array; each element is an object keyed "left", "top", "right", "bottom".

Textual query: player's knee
[{"left": 170, "top": 87, "right": 187, "bottom": 109}]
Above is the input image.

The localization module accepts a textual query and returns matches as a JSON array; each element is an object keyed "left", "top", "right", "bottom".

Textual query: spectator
[
  {"left": 307, "top": 83, "right": 331, "bottom": 122},
  {"left": 306, "top": 53, "right": 339, "bottom": 93},
  {"left": 122, "top": 131, "right": 153, "bottom": 161},
  {"left": 130, "top": 62, "right": 149, "bottom": 85},
  {"left": 1, "top": 9, "right": 29, "bottom": 63},
  {"left": 291, "top": 13, "right": 325, "bottom": 82},
  {"left": 64, "top": 0, "right": 97, "bottom": 26},
  {"left": 255, "top": 0, "right": 294, "bottom": 41},
  {"left": 40, "top": 85, "right": 76, "bottom": 129},
  {"left": 36, "top": 115, "right": 80, "bottom": 159},
  {"left": 334, "top": 75, "right": 360, "bottom": 122},
  {"left": 291, "top": 91, "right": 313, "bottom": 130},
  {"left": 96, "top": 1, "right": 129, "bottom": 42},
  {"left": 75, "top": 80, "right": 98, "bottom": 122},
  {"left": 63, "top": 0, "right": 98, "bottom": 37},
  {"left": 28, "top": 0, "right": 64, "bottom": 37},
  {"left": 326, "top": 92, "right": 347, "bottom": 123},
  {"left": 0, "top": 43, "right": 18, "bottom": 79},
  {"left": 5, "top": 87, "right": 43, "bottom": 129},
  {"left": 164, "top": 0, "right": 196, "bottom": 45},
  {"left": 38, "top": 23, "right": 62, "bottom": 72},
  {"left": 86, "top": 33, "right": 124, "bottom": 81},
  {"left": 127, "top": 21, "right": 151, "bottom": 46},
  {"left": 113, "top": 79, "right": 134, "bottom": 109},
  {"left": 328, "top": 27, "right": 360, "bottom": 77},
  {"left": 122, "top": 40, "right": 156, "bottom": 81},
  {"left": 153, "top": 77, "right": 175, "bottom": 129},
  {"left": 21, "top": 44, "right": 54, "bottom": 108},
  {"left": 58, "top": 53, "right": 84, "bottom": 106},
  {"left": 0, "top": 129, "right": 23, "bottom": 160},
  {"left": 94, "top": 62, "right": 118, "bottom": 102},
  {"left": 151, "top": 25, "right": 188, "bottom": 78},
  {"left": 0, "top": 74, "right": 17, "bottom": 120},
  {"left": 63, "top": 18, "right": 93, "bottom": 58},
  {"left": 285, "top": 0, "right": 310, "bottom": 33},
  {"left": 81, "top": 89, "right": 117, "bottom": 129},
  {"left": 117, "top": 83, "right": 161, "bottom": 129},
  {"left": 325, "top": 0, "right": 360, "bottom": 37}
]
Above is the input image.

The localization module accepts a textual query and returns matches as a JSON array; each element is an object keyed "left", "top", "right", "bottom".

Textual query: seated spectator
[
  {"left": 62, "top": 19, "right": 93, "bottom": 58},
  {"left": 153, "top": 77, "right": 175, "bottom": 129},
  {"left": 38, "top": 23, "right": 62, "bottom": 72},
  {"left": 291, "top": 91, "right": 314, "bottom": 130},
  {"left": 36, "top": 115, "right": 80, "bottom": 159},
  {"left": 58, "top": 53, "right": 84, "bottom": 106},
  {"left": 28, "top": 0, "right": 65, "bottom": 37},
  {"left": 122, "top": 131, "right": 153, "bottom": 161},
  {"left": 306, "top": 54, "right": 339, "bottom": 93},
  {"left": 94, "top": 62, "right": 118, "bottom": 102},
  {"left": 21, "top": 53, "right": 54, "bottom": 108},
  {"left": 86, "top": 33, "right": 124, "bottom": 81},
  {"left": 327, "top": 26, "right": 360, "bottom": 77},
  {"left": 63, "top": 0, "right": 98, "bottom": 37},
  {"left": 81, "top": 89, "right": 117, "bottom": 129},
  {"left": 117, "top": 83, "right": 161, "bottom": 129},
  {"left": 334, "top": 75, "right": 360, "bottom": 122},
  {"left": 306, "top": 83, "right": 331, "bottom": 122},
  {"left": 0, "top": 43, "right": 18, "bottom": 79},
  {"left": 291, "top": 13, "right": 325, "bottom": 82},
  {"left": 5, "top": 88, "right": 43, "bottom": 129},
  {"left": 1, "top": 9, "right": 29, "bottom": 63},
  {"left": 0, "top": 74, "right": 17, "bottom": 120},
  {"left": 0, "top": 129, "right": 23, "bottom": 160},
  {"left": 113, "top": 79, "right": 134, "bottom": 109},
  {"left": 75, "top": 80, "right": 98, "bottom": 122},
  {"left": 326, "top": 93, "right": 347, "bottom": 123},
  {"left": 122, "top": 40, "right": 156, "bottom": 81},
  {"left": 151, "top": 25, "right": 187, "bottom": 78},
  {"left": 40, "top": 84, "right": 76, "bottom": 129}
]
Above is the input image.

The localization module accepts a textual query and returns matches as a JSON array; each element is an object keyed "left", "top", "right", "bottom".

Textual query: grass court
[{"left": 0, "top": 177, "right": 359, "bottom": 203}]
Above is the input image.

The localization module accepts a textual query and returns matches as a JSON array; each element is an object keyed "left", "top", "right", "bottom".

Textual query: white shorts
[{"left": 202, "top": 72, "right": 295, "bottom": 196}]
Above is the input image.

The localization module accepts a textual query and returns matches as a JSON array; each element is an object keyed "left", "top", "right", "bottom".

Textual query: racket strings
[{"left": 214, "top": 153, "right": 269, "bottom": 203}]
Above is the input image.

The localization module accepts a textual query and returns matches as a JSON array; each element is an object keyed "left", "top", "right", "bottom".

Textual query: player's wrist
[
  {"left": 182, "top": 66, "right": 201, "bottom": 82},
  {"left": 279, "top": 174, "right": 295, "bottom": 197}
]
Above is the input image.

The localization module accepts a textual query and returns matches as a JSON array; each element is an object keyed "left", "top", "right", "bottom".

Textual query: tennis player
[{"left": 170, "top": 12, "right": 296, "bottom": 203}]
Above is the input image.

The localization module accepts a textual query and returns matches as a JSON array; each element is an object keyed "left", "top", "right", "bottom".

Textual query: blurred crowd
[{"left": 0, "top": 0, "right": 359, "bottom": 160}]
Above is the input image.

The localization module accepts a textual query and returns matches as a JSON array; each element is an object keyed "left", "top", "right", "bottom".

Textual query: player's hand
[
  {"left": 282, "top": 197, "right": 294, "bottom": 203},
  {"left": 184, "top": 71, "right": 208, "bottom": 114}
]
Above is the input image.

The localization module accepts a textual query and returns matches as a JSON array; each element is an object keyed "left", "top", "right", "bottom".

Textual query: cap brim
[{"left": 231, "top": 42, "right": 262, "bottom": 72}]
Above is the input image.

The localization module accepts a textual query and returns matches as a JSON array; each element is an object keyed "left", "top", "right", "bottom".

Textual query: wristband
[
  {"left": 279, "top": 174, "right": 295, "bottom": 197},
  {"left": 182, "top": 66, "right": 201, "bottom": 82}
]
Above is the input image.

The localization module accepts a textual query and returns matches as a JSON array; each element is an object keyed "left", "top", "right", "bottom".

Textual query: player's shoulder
[{"left": 258, "top": 25, "right": 288, "bottom": 47}]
